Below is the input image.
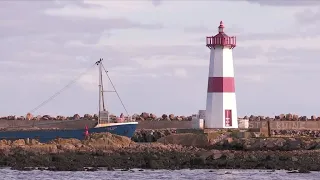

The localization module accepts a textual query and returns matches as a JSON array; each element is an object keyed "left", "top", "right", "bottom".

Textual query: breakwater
[
  {"left": 1, "top": 119, "right": 320, "bottom": 130},
  {"left": 0, "top": 113, "right": 192, "bottom": 122},
  {"left": 2, "top": 113, "right": 320, "bottom": 130},
  {"left": 1, "top": 113, "right": 318, "bottom": 122},
  {"left": 132, "top": 128, "right": 320, "bottom": 143}
]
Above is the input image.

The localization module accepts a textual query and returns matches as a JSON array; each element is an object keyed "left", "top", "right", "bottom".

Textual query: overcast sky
[{"left": 1, "top": 0, "right": 320, "bottom": 117}]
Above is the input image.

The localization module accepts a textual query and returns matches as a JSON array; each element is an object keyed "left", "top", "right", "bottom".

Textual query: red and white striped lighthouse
[{"left": 205, "top": 21, "right": 238, "bottom": 129}]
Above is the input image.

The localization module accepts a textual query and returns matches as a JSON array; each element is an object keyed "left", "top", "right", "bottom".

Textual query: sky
[{"left": 1, "top": 0, "right": 320, "bottom": 117}]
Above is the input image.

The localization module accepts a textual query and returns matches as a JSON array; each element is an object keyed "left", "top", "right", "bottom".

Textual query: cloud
[
  {"left": 243, "top": 0, "right": 320, "bottom": 6},
  {"left": 184, "top": 24, "right": 243, "bottom": 34},
  {"left": 0, "top": 0, "right": 163, "bottom": 71},
  {"left": 266, "top": 48, "right": 320, "bottom": 64},
  {"left": 151, "top": 0, "right": 162, "bottom": 6},
  {"left": 294, "top": 8, "right": 320, "bottom": 25},
  {"left": 239, "top": 74, "right": 263, "bottom": 83},
  {"left": 2, "top": 0, "right": 320, "bottom": 117},
  {"left": 44, "top": 0, "right": 162, "bottom": 21},
  {"left": 173, "top": 68, "right": 188, "bottom": 78},
  {"left": 0, "top": 1, "right": 162, "bottom": 39}
]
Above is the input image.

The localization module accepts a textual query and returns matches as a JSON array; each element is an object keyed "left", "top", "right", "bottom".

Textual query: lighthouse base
[{"left": 205, "top": 93, "right": 238, "bottom": 129}]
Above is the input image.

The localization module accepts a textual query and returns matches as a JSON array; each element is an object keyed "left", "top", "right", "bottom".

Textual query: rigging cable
[
  {"left": 101, "top": 64, "right": 129, "bottom": 116},
  {"left": 28, "top": 63, "right": 97, "bottom": 115}
]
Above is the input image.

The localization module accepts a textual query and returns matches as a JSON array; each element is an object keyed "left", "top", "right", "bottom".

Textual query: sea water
[{"left": 1, "top": 168, "right": 319, "bottom": 180}]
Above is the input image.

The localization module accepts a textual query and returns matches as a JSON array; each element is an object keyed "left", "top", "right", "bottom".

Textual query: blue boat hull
[{"left": 0, "top": 123, "right": 138, "bottom": 143}]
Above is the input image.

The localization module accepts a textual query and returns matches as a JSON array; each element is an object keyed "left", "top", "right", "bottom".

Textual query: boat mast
[
  {"left": 98, "top": 58, "right": 108, "bottom": 124},
  {"left": 98, "top": 58, "right": 103, "bottom": 124}
]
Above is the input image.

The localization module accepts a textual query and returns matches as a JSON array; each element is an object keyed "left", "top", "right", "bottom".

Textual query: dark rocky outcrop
[
  {"left": 0, "top": 132, "right": 319, "bottom": 172},
  {"left": 132, "top": 129, "right": 177, "bottom": 142}
]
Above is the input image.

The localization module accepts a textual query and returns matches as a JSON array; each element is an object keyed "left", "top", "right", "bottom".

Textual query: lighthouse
[{"left": 205, "top": 21, "right": 238, "bottom": 129}]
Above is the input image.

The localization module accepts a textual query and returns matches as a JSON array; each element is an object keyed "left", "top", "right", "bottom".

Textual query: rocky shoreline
[
  {"left": 132, "top": 129, "right": 177, "bottom": 142},
  {"left": 2, "top": 112, "right": 320, "bottom": 121},
  {"left": 0, "top": 131, "right": 318, "bottom": 172},
  {"left": 1, "top": 112, "right": 192, "bottom": 121}
]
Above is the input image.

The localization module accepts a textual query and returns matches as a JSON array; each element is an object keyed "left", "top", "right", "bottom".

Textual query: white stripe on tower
[{"left": 205, "top": 21, "right": 238, "bottom": 129}]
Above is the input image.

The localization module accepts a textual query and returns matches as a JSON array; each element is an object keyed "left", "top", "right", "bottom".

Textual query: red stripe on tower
[{"left": 207, "top": 77, "right": 235, "bottom": 93}]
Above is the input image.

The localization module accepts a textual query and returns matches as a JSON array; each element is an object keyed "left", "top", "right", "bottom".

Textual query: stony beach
[
  {"left": 0, "top": 131, "right": 317, "bottom": 173},
  {"left": 1, "top": 113, "right": 320, "bottom": 172}
]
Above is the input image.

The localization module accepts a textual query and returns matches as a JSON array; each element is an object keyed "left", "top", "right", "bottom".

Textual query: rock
[
  {"left": 176, "top": 117, "right": 183, "bottom": 121},
  {"left": 212, "top": 151, "right": 223, "bottom": 160},
  {"left": 161, "top": 114, "right": 168, "bottom": 120},
  {"left": 300, "top": 116, "right": 307, "bottom": 121},
  {"left": 149, "top": 114, "right": 157, "bottom": 120},
  {"left": 7, "top": 115, "right": 16, "bottom": 120},
  {"left": 131, "top": 114, "right": 139, "bottom": 120},
  {"left": 249, "top": 115, "right": 255, "bottom": 121},
  {"left": 73, "top": 114, "right": 81, "bottom": 120},
  {"left": 32, "top": 115, "right": 41, "bottom": 121},
  {"left": 140, "top": 112, "right": 150, "bottom": 120},
  {"left": 298, "top": 168, "right": 310, "bottom": 173},
  {"left": 42, "top": 115, "right": 52, "bottom": 120},
  {"left": 17, "top": 116, "right": 25, "bottom": 120},
  {"left": 291, "top": 157, "right": 299, "bottom": 162},
  {"left": 3, "top": 134, "right": 320, "bottom": 171},
  {"left": 157, "top": 133, "right": 225, "bottom": 148},
  {"left": 29, "top": 144, "right": 59, "bottom": 154},
  {"left": 84, "top": 114, "right": 93, "bottom": 119},
  {"left": 49, "top": 138, "right": 82, "bottom": 145},
  {"left": 285, "top": 113, "right": 293, "bottom": 120},
  {"left": 56, "top": 116, "right": 67, "bottom": 120},
  {"left": 169, "top": 114, "right": 175, "bottom": 120},
  {"left": 58, "top": 143, "right": 76, "bottom": 151},
  {"left": 180, "top": 116, "right": 187, "bottom": 121},
  {"left": 83, "top": 132, "right": 134, "bottom": 148},
  {"left": 30, "top": 139, "right": 41, "bottom": 145},
  {"left": 146, "top": 131, "right": 156, "bottom": 142},
  {"left": 12, "top": 139, "right": 26, "bottom": 146},
  {"left": 132, "top": 129, "right": 176, "bottom": 142}
]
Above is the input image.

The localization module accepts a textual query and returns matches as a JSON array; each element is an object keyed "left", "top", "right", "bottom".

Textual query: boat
[{"left": 0, "top": 58, "right": 138, "bottom": 142}]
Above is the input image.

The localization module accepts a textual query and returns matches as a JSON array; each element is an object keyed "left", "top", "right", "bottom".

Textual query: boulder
[
  {"left": 285, "top": 113, "right": 293, "bottom": 120},
  {"left": 42, "top": 115, "right": 52, "bottom": 120},
  {"left": 73, "top": 114, "right": 81, "bottom": 120},
  {"left": 161, "top": 114, "right": 168, "bottom": 120},
  {"left": 157, "top": 133, "right": 226, "bottom": 148},
  {"left": 169, "top": 114, "right": 175, "bottom": 120},
  {"left": 12, "top": 139, "right": 26, "bottom": 147},
  {"left": 56, "top": 115, "right": 67, "bottom": 120},
  {"left": 149, "top": 113, "right": 157, "bottom": 120},
  {"left": 140, "top": 112, "right": 150, "bottom": 119},
  {"left": 84, "top": 114, "right": 92, "bottom": 119},
  {"left": 83, "top": 132, "right": 134, "bottom": 148}
]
